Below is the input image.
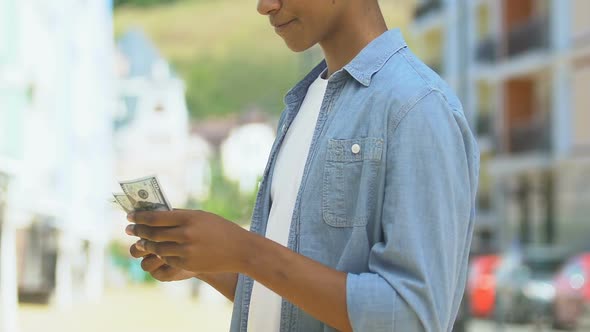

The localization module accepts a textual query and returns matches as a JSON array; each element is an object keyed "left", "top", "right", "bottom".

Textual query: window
[
  {"left": 571, "top": 62, "right": 590, "bottom": 149},
  {"left": 571, "top": 0, "right": 590, "bottom": 44}
]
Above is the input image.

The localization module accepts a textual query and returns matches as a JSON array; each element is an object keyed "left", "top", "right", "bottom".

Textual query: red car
[
  {"left": 553, "top": 253, "right": 590, "bottom": 330},
  {"left": 467, "top": 254, "right": 501, "bottom": 318}
]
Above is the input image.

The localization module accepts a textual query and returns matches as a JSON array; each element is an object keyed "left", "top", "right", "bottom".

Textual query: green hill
[{"left": 114, "top": 0, "right": 412, "bottom": 119}]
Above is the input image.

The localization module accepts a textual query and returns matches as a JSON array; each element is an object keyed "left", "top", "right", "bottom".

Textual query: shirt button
[{"left": 351, "top": 144, "right": 361, "bottom": 154}]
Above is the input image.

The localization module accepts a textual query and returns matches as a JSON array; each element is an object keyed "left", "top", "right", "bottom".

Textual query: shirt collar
[
  {"left": 284, "top": 60, "right": 327, "bottom": 106},
  {"left": 343, "top": 29, "right": 407, "bottom": 87},
  {"left": 284, "top": 29, "right": 407, "bottom": 105}
]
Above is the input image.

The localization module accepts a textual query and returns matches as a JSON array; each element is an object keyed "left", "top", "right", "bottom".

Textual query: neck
[{"left": 319, "top": 2, "right": 388, "bottom": 78}]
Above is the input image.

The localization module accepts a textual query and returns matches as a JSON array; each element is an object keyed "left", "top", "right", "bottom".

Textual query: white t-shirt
[{"left": 247, "top": 73, "right": 329, "bottom": 331}]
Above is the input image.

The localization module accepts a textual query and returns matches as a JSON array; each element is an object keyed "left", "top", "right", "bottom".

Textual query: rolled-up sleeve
[{"left": 346, "top": 90, "right": 480, "bottom": 332}]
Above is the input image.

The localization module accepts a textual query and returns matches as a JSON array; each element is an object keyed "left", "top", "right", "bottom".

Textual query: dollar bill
[
  {"left": 118, "top": 175, "right": 172, "bottom": 212},
  {"left": 112, "top": 193, "right": 134, "bottom": 213},
  {"left": 108, "top": 198, "right": 120, "bottom": 210}
]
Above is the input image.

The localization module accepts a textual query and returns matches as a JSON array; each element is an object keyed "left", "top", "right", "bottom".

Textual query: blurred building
[
  {"left": 114, "top": 28, "right": 212, "bottom": 214},
  {"left": 220, "top": 122, "right": 275, "bottom": 195},
  {"left": 411, "top": 0, "right": 590, "bottom": 253},
  {"left": 1, "top": 0, "right": 116, "bottom": 331},
  {"left": 190, "top": 109, "right": 277, "bottom": 196}
]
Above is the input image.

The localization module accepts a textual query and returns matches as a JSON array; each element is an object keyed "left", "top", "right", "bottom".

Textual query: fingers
[
  {"left": 140, "top": 257, "right": 177, "bottom": 282},
  {"left": 140, "top": 254, "right": 166, "bottom": 272},
  {"left": 127, "top": 210, "right": 195, "bottom": 227},
  {"left": 151, "top": 264, "right": 180, "bottom": 281},
  {"left": 129, "top": 243, "right": 150, "bottom": 258},
  {"left": 127, "top": 224, "right": 188, "bottom": 243},
  {"left": 161, "top": 256, "right": 185, "bottom": 269},
  {"left": 136, "top": 239, "right": 185, "bottom": 257}
]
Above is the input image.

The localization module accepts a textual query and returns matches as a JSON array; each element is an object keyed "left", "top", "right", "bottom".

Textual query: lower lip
[{"left": 275, "top": 20, "right": 295, "bottom": 33}]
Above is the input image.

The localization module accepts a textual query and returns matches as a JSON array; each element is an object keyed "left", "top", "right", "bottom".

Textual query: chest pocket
[{"left": 322, "top": 137, "right": 384, "bottom": 227}]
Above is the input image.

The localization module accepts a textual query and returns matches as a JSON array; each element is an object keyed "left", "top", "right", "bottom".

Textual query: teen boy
[{"left": 126, "top": 1, "right": 480, "bottom": 331}]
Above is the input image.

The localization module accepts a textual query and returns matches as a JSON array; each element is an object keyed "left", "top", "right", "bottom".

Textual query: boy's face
[{"left": 257, "top": 0, "right": 348, "bottom": 52}]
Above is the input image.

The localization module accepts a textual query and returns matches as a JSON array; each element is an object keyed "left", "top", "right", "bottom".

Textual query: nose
[{"left": 257, "top": 0, "right": 281, "bottom": 15}]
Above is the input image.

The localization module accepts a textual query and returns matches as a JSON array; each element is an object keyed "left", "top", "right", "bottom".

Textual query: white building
[
  {"left": 114, "top": 28, "right": 211, "bottom": 219},
  {"left": 0, "top": 0, "right": 115, "bottom": 331},
  {"left": 220, "top": 122, "right": 275, "bottom": 195},
  {"left": 411, "top": 0, "right": 590, "bottom": 252}
]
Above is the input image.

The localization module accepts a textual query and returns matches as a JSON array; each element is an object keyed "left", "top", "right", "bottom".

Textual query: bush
[{"left": 187, "top": 156, "right": 258, "bottom": 226}]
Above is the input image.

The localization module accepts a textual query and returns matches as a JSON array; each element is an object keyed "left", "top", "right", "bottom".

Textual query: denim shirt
[{"left": 229, "top": 29, "right": 480, "bottom": 332}]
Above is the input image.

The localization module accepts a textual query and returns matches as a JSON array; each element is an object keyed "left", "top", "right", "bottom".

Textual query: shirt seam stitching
[
  {"left": 390, "top": 88, "right": 435, "bottom": 134},
  {"left": 347, "top": 45, "right": 407, "bottom": 86},
  {"left": 400, "top": 49, "right": 434, "bottom": 90}
]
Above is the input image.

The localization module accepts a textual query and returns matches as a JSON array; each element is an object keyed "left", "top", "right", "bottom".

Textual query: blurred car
[
  {"left": 552, "top": 253, "right": 590, "bottom": 330},
  {"left": 467, "top": 254, "right": 501, "bottom": 318},
  {"left": 494, "top": 246, "right": 567, "bottom": 325}
]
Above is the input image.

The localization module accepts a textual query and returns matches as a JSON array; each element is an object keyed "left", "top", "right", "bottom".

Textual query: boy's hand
[
  {"left": 125, "top": 209, "right": 252, "bottom": 274},
  {"left": 129, "top": 244, "right": 197, "bottom": 281}
]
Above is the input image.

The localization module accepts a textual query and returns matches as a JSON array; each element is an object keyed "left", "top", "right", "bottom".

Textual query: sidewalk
[{"left": 19, "top": 284, "right": 233, "bottom": 332}]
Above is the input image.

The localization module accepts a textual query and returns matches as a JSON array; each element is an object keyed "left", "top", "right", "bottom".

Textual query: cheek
[
  {"left": 306, "top": 15, "right": 335, "bottom": 43},
  {"left": 317, "top": 14, "right": 339, "bottom": 37}
]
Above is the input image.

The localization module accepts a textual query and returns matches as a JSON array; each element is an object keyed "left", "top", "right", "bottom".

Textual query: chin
[{"left": 283, "top": 39, "right": 315, "bottom": 53}]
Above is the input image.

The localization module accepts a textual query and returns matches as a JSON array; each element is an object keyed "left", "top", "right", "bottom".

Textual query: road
[
  {"left": 17, "top": 284, "right": 590, "bottom": 332},
  {"left": 469, "top": 318, "right": 590, "bottom": 332},
  {"left": 19, "top": 283, "right": 233, "bottom": 332}
]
